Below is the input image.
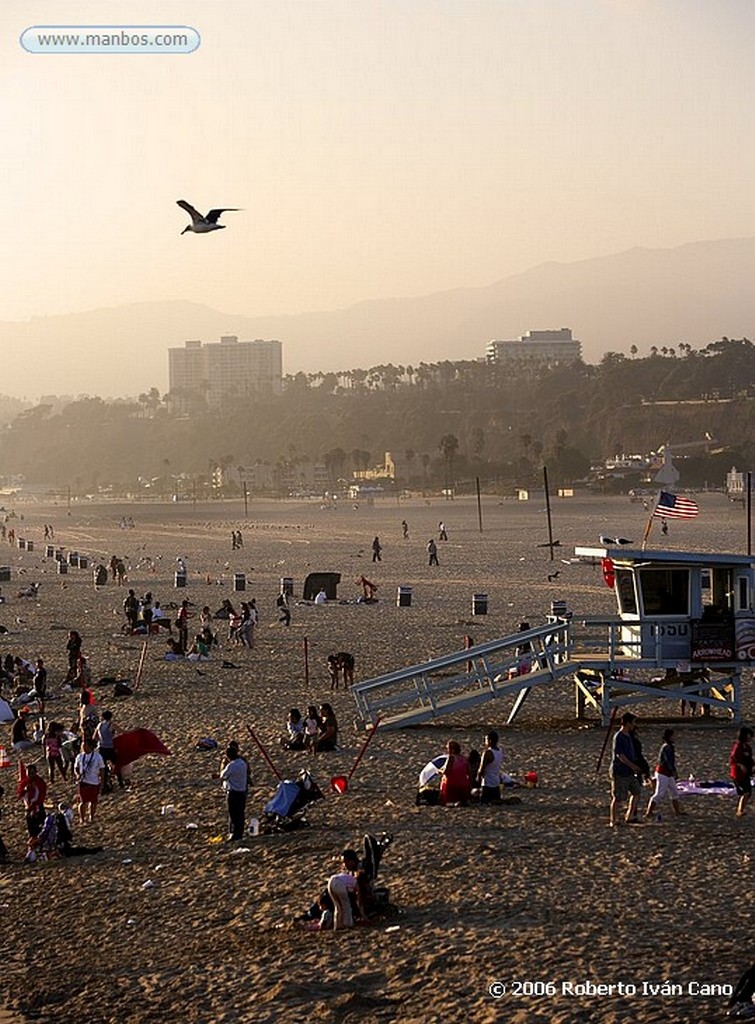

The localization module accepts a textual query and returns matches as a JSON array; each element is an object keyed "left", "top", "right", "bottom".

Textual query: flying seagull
[{"left": 176, "top": 200, "right": 239, "bottom": 234}]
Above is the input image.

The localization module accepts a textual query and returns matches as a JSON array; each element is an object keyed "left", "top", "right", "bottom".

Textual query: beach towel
[{"left": 675, "top": 779, "right": 736, "bottom": 796}]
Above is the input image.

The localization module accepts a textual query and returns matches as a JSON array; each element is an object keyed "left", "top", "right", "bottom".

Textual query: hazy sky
[{"left": 3, "top": 0, "right": 755, "bottom": 323}]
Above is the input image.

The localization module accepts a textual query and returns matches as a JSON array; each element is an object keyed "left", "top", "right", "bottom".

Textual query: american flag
[{"left": 653, "top": 491, "right": 699, "bottom": 520}]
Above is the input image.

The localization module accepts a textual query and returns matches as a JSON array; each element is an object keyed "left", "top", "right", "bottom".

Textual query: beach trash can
[
  {"left": 25, "top": 540, "right": 34, "bottom": 553},
  {"left": 280, "top": 577, "right": 294, "bottom": 597},
  {"left": 57, "top": 561, "right": 68, "bottom": 576},
  {"left": 472, "top": 593, "right": 488, "bottom": 616},
  {"left": 78, "top": 555, "right": 88, "bottom": 569},
  {"left": 233, "top": 572, "right": 246, "bottom": 592},
  {"left": 174, "top": 571, "right": 187, "bottom": 588},
  {"left": 17, "top": 538, "right": 26, "bottom": 550},
  {"left": 397, "top": 586, "right": 413, "bottom": 608},
  {"left": 0, "top": 567, "right": 10, "bottom": 582},
  {"left": 68, "top": 552, "right": 79, "bottom": 567},
  {"left": 45, "top": 545, "right": 54, "bottom": 558},
  {"left": 54, "top": 548, "right": 64, "bottom": 561}
]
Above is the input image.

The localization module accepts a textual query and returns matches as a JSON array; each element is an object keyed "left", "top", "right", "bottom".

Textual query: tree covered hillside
[{"left": 0, "top": 339, "right": 752, "bottom": 495}]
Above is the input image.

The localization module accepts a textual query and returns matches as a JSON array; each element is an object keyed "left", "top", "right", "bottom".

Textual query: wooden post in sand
[
  {"left": 303, "top": 636, "right": 310, "bottom": 687},
  {"left": 134, "top": 639, "right": 148, "bottom": 691}
]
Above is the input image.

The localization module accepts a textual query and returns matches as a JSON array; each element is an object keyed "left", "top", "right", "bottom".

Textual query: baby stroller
[
  {"left": 262, "top": 770, "right": 323, "bottom": 832},
  {"left": 360, "top": 832, "right": 395, "bottom": 918}
]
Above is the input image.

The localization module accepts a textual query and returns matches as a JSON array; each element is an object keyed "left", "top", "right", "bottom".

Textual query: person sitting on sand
[
  {"left": 187, "top": 635, "right": 210, "bottom": 662},
  {"left": 440, "top": 740, "right": 471, "bottom": 806},
  {"left": 477, "top": 731, "right": 504, "bottom": 803},
  {"left": 164, "top": 637, "right": 184, "bottom": 660},
  {"left": 315, "top": 704, "right": 338, "bottom": 752},
  {"left": 11, "top": 709, "right": 36, "bottom": 752},
  {"left": 304, "top": 706, "right": 321, "bottom": 751},
  {"left": 281, "top": 708, "right": 306, "bottom": 750},
  {"left": 151, "top": 602, "right": 172, "bottom": 634},
  {"left": 327, "top": 849, "right": 365, "bottom": 931}
]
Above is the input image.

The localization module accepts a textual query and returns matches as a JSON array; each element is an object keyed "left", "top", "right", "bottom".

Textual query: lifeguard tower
[
  {"left": 572, "top": 545, "right": 755, "bottom": 722},
  {"left": 349, "top": 544, "right": 755, "bottom": 729}
]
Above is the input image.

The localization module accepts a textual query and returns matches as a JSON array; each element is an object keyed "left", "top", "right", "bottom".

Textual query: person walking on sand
[
  {"left": 371, "top": 536, "right": 382, "bottom": 563},
  {"left": 427, "top": 538, "right": 439, "bottom": 566},
  {"left": 438, "top": 521, "right": 448, "bottom": 541},
  {"left": 401, "top": 520, "right": 409, "bottom": 540},
  {"left": 276, "top": 592, "right": 291, "bottom": 627},
  {"left": 730, "top": 726, "right": 754, "bottom": 818},
  {"left": 609, "top": 712, "right": 643, "bottom": 827},
  {"left": 645, "top": 728, "right": 685, "bottom": 819}
]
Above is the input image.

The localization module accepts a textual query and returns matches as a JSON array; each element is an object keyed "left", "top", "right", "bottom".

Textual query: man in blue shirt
[{"left": 610, "top": 712, "right": 643, "bottom": 827}]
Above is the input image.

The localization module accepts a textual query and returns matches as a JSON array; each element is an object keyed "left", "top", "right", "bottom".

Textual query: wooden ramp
[{"left": 350, "top": 623, "right": 576, "bottom": 729}]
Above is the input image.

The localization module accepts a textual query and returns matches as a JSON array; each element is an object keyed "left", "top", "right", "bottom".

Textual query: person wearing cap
[
  {"left": 11, "top": 709, "right": 36, "bottom": 752},
  {"left": 609, "top": 712, "right": 643, "bottom": 827}
]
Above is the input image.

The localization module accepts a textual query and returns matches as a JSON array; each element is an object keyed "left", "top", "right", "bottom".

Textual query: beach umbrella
[
  {"left": 418, "top": 756, "right": 446, "bottom": 788},
  {"left": 114, "top": 729, "right": 171, "bottom": 769}
]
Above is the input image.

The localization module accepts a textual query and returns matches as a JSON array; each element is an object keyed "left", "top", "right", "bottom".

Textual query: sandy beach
[{"left": 0, "top": 492, "right": 752, "bottom": 1024}]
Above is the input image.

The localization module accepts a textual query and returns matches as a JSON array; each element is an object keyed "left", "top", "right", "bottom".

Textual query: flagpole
[{"left": 641, "top": 491, "right": 661, "bottom": 552}]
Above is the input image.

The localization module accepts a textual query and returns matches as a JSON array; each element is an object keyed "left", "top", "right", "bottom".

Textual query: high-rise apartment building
[{"left": 168, "top": 336, "right": 283, "bottom": 406}]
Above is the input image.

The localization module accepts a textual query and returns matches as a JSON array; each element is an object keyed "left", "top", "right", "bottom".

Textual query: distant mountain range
[{"left": 3, "top": 236, "right": 755, "bottom": 398}]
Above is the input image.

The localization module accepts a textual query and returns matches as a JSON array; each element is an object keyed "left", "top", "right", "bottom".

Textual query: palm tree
[{"left": 439, "top": 434, "right": 459, "bottom": 494}]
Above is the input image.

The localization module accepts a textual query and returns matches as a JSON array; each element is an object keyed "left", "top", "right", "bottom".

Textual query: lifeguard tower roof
[{"left": 576, "top": 546, "right": 754, "bottom": 568}]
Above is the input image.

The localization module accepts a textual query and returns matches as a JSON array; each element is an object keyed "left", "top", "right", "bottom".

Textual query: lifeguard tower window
[
  {"left": 702, "top": 567, "right": 735, "bottom": 619},
  {"left": 639, "top": 568, "right": 689, "bottom": 616},
  {"left": 615, "top": 569, "right": 637, "bottom": 614}
]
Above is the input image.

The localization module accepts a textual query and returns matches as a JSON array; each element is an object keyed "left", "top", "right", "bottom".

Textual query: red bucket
[
  {"left": 524, "top": 771, "right": 539, "bottom": 787},
  {"left": 331, "top": 775, "right": 348, "bottom": 794}
]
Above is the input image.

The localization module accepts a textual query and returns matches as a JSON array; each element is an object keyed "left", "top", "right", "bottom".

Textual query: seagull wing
[
  {"left": 176, "top": 200, "right": 204, "bottom": 223},
  {"left": 206, "top": 208, "right": 239, "bottom": 223}
]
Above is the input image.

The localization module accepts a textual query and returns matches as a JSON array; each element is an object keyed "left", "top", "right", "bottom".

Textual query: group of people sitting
[
  {"left": 122, "top": 589, "right": 173, "bottom": 636},
  {"left": 421, "top": 731, "right": 510, "bottom": 806},
  {"left": 281, "top": 704, "right": 339, "bottom": 753},
  {"left": 1, "top": 653, "right": 48, "bottom": 709}
]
